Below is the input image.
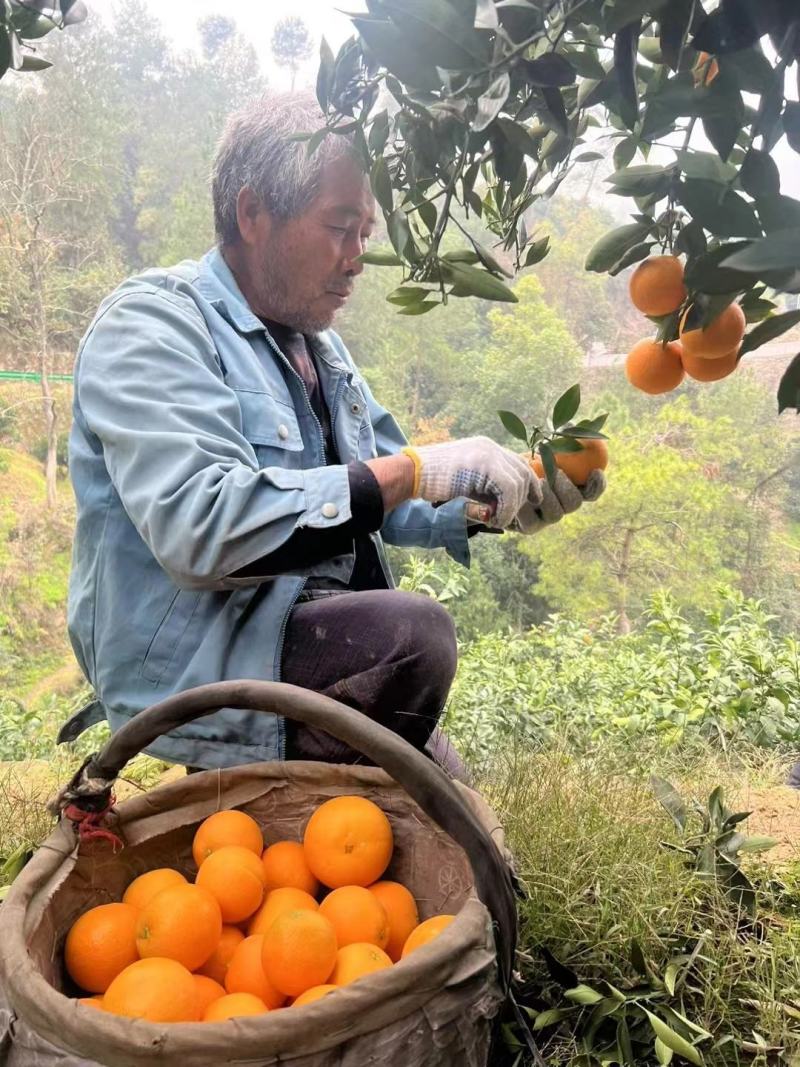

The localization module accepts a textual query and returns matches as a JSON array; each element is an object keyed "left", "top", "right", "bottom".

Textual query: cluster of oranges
[
  {"left": 624, "top": 255, "right": 746, "bottom": 395},
  {"left": 64, "top": 796, "right": 454, "bottom": 1023}
]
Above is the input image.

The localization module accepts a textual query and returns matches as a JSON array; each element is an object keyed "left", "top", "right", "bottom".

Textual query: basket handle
[{"left": 53, "top": 680, "right": 517, "bottom": 989}]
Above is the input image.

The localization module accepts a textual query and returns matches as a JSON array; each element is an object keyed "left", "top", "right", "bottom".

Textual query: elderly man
[{"left": 61, "top": 94, "right": 604, "bottom": 774}]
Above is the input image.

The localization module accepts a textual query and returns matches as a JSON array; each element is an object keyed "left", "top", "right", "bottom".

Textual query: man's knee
[{"left": 390, "top": 591, "right": 458, "bottom": 695}]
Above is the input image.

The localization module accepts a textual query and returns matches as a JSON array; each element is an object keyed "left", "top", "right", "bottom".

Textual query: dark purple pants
[{"left": 280, "top": 589, "right": 466, "bottom": 780}]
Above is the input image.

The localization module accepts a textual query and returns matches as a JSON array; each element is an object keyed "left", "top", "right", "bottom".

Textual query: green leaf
[
  {"left": 644, "top": 1010, "right": 703, "bottom": 1066},
  {"left": 443, "top": 262, "right": 518, "bottom": 302},
  {"left": 739, "top": 149, "right": 781, "bottom": 199},
  {"left": 358, "top": 250, "right": 404, "bottom": 266},
  {"left": 550, "top": 437, "right": 586, "bottom": 454},
  {"left": 540, "top": 86, "right": 569, "bottom": 137},
  {"left": 674, "top": 150, "right": 736, "bottom": 184},
  {"left": 552, "top": 384, "right": 581, "bottom": 429},
  {"left": 650, "top": 775, "right": 687, "bottom": 831},
  {"left": 683, "top": 243, "right": 756, "bottom": 295},
  {"left": 655, "top": 1037, "right": 675, "bottom": 1066},
  {"left": 559, "top": 427, "right": 608, "bottom": 440},
  {"left": 316, "top": 37, "right": 335, "bottom": 110},
  {"left": 777, "top": 353, "right": 800, "bottom": 414},
  {"left": 756, "top": 195, "right": 800, "bottom": 235},
  {"left": 521, "top": 53, "right": 576, "bottom": 87},
  {"left": 585, "top": 222, "right": 651, "bottom": 273},
  {"left": 614, "top": 136, "right": 638, "bottom": 170},
  {"left": 397, "top": 300, "right": 439, "bottom": 315},
  {"left": 524, "top": 236, "right": 551, "bottom": 267},
  {"left": 352, "top": 17, "right": 440, "bottom": 90},
  {"left": 609, "top": 241, "right": 652, "bottom": 276},
  {"left": 368, "top": 109, "right": 391, "bottom": 154},
  {"left": 678, "top": 180, "right": 762, "bottom": 238},
  {"left": 474, "top": 72, "right": 511, "bottom": 132},
  {"left": 722, "top": 230, "right": 800, "bottom": 273},
  {"left": 386, "top": 286, "right": 432, "bottom": 306},
  {"left": 739, "top": 311, "right": 800, "bottom": 358},
  {"left": 306, "top": 127, "right": 331, "bottom": 158},
  {"left": 604, "top": 0, "right": 668, "bottom": 33},
  {"left": 497, "top": 410, "right": 529, "bottom": 443},
  {"left": 533, "top": 1007, "right": 575, "bottom": 1030},
  {"left": 565, "top": 983, "right": 605, "bottom": 1006},
  {"left": 17, "top": 52, "right": 51, "bottom": 71},
  {"left": 606, "top": 165, "right": 672, "bottom": 198},
  {"left": 370, "top": 157, "right": 393, "bottom": 214},
  {"left": 387, "top": 208, "right": 413, "bottom": 259},
  {"left": 737, "top": 835, "right": 778, "bottom": 853},
  {"left": 380, "top": 0, "right": 490, "bottom": 69},
  {"left": 659, "top": 0, "right": 694, "bottom": 70},
  {"left": 614, "top": 20, "right": 641, "bottom": 131},
  {"left": 664, "top": 961, "right": 680, "bottom": 996}
]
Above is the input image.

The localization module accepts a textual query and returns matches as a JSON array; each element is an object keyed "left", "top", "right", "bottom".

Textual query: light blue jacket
[{"left": 65, "top": 248, "right": 473, "bottom": 768}]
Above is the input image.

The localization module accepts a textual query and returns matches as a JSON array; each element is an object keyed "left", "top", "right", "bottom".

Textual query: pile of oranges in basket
[{"left": 63, "top": 796, "right": 454, "bottom": 1023}]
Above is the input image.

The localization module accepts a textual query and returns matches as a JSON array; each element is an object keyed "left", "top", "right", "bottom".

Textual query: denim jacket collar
[{"left": 197, "top": 247, "right": 349, "bottom": 375}]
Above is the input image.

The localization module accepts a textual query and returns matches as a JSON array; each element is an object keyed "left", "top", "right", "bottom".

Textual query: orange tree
[
  {"left": 311, "top": 0, "right": 800, "bottom": 416},
  {"left": 0, "top": 3, "right": 86, "bottom": 77}
]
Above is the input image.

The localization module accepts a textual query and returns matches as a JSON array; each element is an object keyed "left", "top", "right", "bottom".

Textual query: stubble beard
[{"left": 257, "top": 253, "right": 335, "bottom": 335}]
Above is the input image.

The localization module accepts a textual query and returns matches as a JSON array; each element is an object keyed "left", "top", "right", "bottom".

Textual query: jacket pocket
[
  {"left": 233, "top": 388, "right": 304, "bottom": 452},
  {"left": 141, "top": 589, "right": 202, "bottom": 685}
]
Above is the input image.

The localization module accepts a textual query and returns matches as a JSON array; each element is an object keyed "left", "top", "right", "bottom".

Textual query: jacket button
[
  {"left": 351, "top": 402, "right": 361, "bottom": 414},
  {"left": 277, "top": 424, "right": 289, "bottom": 440},
  {"left": 321, "top": 502, "right": 339, "bottom": 519}
]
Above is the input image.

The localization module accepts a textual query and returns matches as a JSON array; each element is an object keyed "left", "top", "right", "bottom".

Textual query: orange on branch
[
  {"left": 530, "top": 438, "right": 609, "bottom": 488},
  {"left": 104, "top": 958, "right": 199, "bottom": 1022},
  {"left": 192, "top": 810, "right": 264, "bottom": 868},
  {"left": 135, "top": 883, "right": 222, "bottom": 972},
  {"left": 679, "top": 302, "right": 745, "bottom": 358},
  {"left": 64, "top": 902, "right": 140, "bottom": 994},
  {"left": 624, "top": 339, "right": 685, "bottom": 394},
  {"left": 628, "top": 255, "right": 687, "bottom": 316},
  {"left": 196, "top": 845, "right": 268, "bottom": 923},
  {"left": 303, "top": 796, "right": 393, "bottom": 889},
  {"left": 681, "top": 346, "right": 739, "bottom": 382}
]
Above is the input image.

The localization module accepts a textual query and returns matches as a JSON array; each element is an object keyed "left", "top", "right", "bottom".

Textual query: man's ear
[{"left": 236, "top": 187, "right": 271, "bottom": 247}]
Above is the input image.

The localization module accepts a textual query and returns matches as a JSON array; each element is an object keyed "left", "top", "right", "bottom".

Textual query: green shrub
[{"left": 446, "top": 588, "right": 800, "bottom": 764}]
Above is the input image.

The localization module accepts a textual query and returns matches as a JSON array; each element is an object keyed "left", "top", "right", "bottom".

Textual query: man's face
[{"left": 252, "top": 155, "right": 377, "bottom": 333}]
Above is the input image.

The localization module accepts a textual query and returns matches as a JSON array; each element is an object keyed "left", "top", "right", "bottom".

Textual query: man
[{"left": 61, "top": 94, "right": 604, "bottom": 774}]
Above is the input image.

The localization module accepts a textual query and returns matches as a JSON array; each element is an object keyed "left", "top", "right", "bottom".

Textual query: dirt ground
[{"left": 739, "top": 784, "right": 800, "bottom": 865}]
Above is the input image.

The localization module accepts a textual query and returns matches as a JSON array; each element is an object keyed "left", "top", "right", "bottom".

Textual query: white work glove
[
  {"left": 511, "top": 468, "right": 606, "bottom": 535},
  {"left": 402, "top": 436, "right": 536, "bottom": 529}
]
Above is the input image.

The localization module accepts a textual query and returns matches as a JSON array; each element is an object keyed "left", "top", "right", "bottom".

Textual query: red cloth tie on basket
[{"left": 62, "top": 793, "right": 124, "bottom": 852}]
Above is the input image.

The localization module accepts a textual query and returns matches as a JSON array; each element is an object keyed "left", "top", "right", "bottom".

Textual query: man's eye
[{"left": 328, "top": 226, "right": 348, "bottom": 235}]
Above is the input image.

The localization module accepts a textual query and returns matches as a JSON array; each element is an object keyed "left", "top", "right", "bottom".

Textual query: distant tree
[
  {"left": 270, "top": 16, "right": 312, "bottom": 92},
  {"left": 199, "top": 15, "right": 235, "bottom": 60}
]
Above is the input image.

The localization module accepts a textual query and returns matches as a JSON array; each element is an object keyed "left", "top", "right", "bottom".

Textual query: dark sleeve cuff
[
  {"left": 348, "top": 460, "right": 384, "bottom": 532},
  {"left": 227, "top": 463, "right": 384, "bottom": 579}
]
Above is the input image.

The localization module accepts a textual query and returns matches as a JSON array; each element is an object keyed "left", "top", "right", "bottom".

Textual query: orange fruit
[
  {"left": 292, "top": 984, "right": 337, "bottom": 1007},
  {"left": 78, "top": 997, "right": 105, "bottom": 1010},
  {"left": 123, "top": 868, "right": 188, "bottom": 912},
  {"left": 329, "top": 943, "right": 393, "bottom": 986},
  {"left": 261, "top": 841, "right": 320, "bottom": 896},
  {"left": 193, "top": 974, "right": 226, "bottom": 1016},
  {"left": 196, "top": 924, "right": 245, "bottom": 985},
  {"left": 224, "top": 935, "right": 287, "bottom": 1009},
  {"left": 368, "top": 881, "right": 420, "bottom": 963},
  {"left": 401, "top": 915, "right": 455, "bottom": 958},
  {"left": 625, "top": 339, "right": 685, "bottom": 394},
  {"left": 679, "top": 302, "right": 745, "bottom": 358},
  {"left": 104, "top": 957, "right": 199, "bottom": 1022},
  {"left": 530, "top": 438, "right": 609, "bottom": 488},
  {"left": 248, "top": 887, "right": 319, "bottom": 936},
  {"left": 203, "top": 992, "right": 268, "bottom": 1022},
  {"left": 681, "top": 345, "right": 739, "bottom": 382},
  {"left": 136, "top": 883, "right": 222, "bottom": 972},
  {"left": 303, "top": 796, "right": 393, "bottom": 889},
  {"left": 628, "top": 256, "right": 687, "bottom": 316},
  {"left": 64, "top": 902, "right": 140, "bottom": 994},
  {"left": 197, "top": 845, "right": 268, "bottom": 923},
  {"left": 261, "top": 909, "right": 338, "bottom": 997},
  {"left": 693, "top": 51, "right": 719, "bottom": 86},
  {"left": 192, "top": 810, "right": 264, "bottom": 868},
  {"left": 319, "top": 886, "right": 389, "bottom": 950}
]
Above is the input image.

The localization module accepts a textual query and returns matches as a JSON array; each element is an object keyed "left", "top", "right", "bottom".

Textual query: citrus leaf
[
  {"left": 316, "top": 37, "right": 335, "bottom": 110},
  {"left": 497, "top": 410, "right": 529, "bottom": 443},
  {"left": 585, "top": 222, "right": 650, "bottom": 273},
  {"left": 722, "top": 229, "right": 800, "bottom": 273},
  {"left": 737, "top": 835, "right": 778, "bottom": 853},
  {"left": 533, "top": 1008, "right": 575, "bottom": 1030},
  {"left": 474, "top": 71, "right": 511, "bottom": 133},
  {"left": 739, "top": 310, "right": 800, "bottom": 358},
  {"left": 565, "top": 983, "right": 605, "bottom": 1006},
  {"left": 740, "top": 149, "right": 781, "bottom": 199},
  {"left": 525, "top": 236, "right": 551, "bottom": 266},
  {"left": 370, "top": 157, "right": 393, "bottom": 214},
  {"left": 552, "top": 383, "right": 581, "bottom": 429},
  {"left": 678, "top": 180, "right": 762, "bottom": 238},
  {"left": 655, "top": 1037, "right": 675, "bottom": 1066},
  {"left": 358, "top": 250, "right": 404, "bottom": 266},
  {"left": 442, "top": 262, "right": 518, "bottom": 302},
  {"left": 397, "top": 300, "right": 439, "bottom": 315},
  {"left": 777, "top": 353, "right": 800, "bottom": 414},
  {"left": 521, "top": 53, "right": 576, "bottom": 87},
  {"left": 650, "top": 775, "right": 687, "bottom": 831}
]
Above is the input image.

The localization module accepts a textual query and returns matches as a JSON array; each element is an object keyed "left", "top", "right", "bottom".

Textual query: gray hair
[{"left": 211, "top": 92, "right": 357, "bottom": 245}]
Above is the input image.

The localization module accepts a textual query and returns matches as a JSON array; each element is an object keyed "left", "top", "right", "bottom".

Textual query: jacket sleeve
[
  {"left": 75, "top": 287, "right": 358, "bottom": 589},
  {"left": 349, "top": 359, "right": 474, "bottom": 568}
]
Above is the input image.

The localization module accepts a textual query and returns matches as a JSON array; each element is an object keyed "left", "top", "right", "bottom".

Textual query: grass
[{"left": 482, "top": 742, "right": 800, "bottom": 1066}]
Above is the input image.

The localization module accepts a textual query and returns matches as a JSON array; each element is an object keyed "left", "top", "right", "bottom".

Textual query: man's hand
[
  {"left": 511, "top": 468, "right": 606, "bottom": 534},
  {"left": 402, "top": 436, "right": 534, "bottom": 528}
]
